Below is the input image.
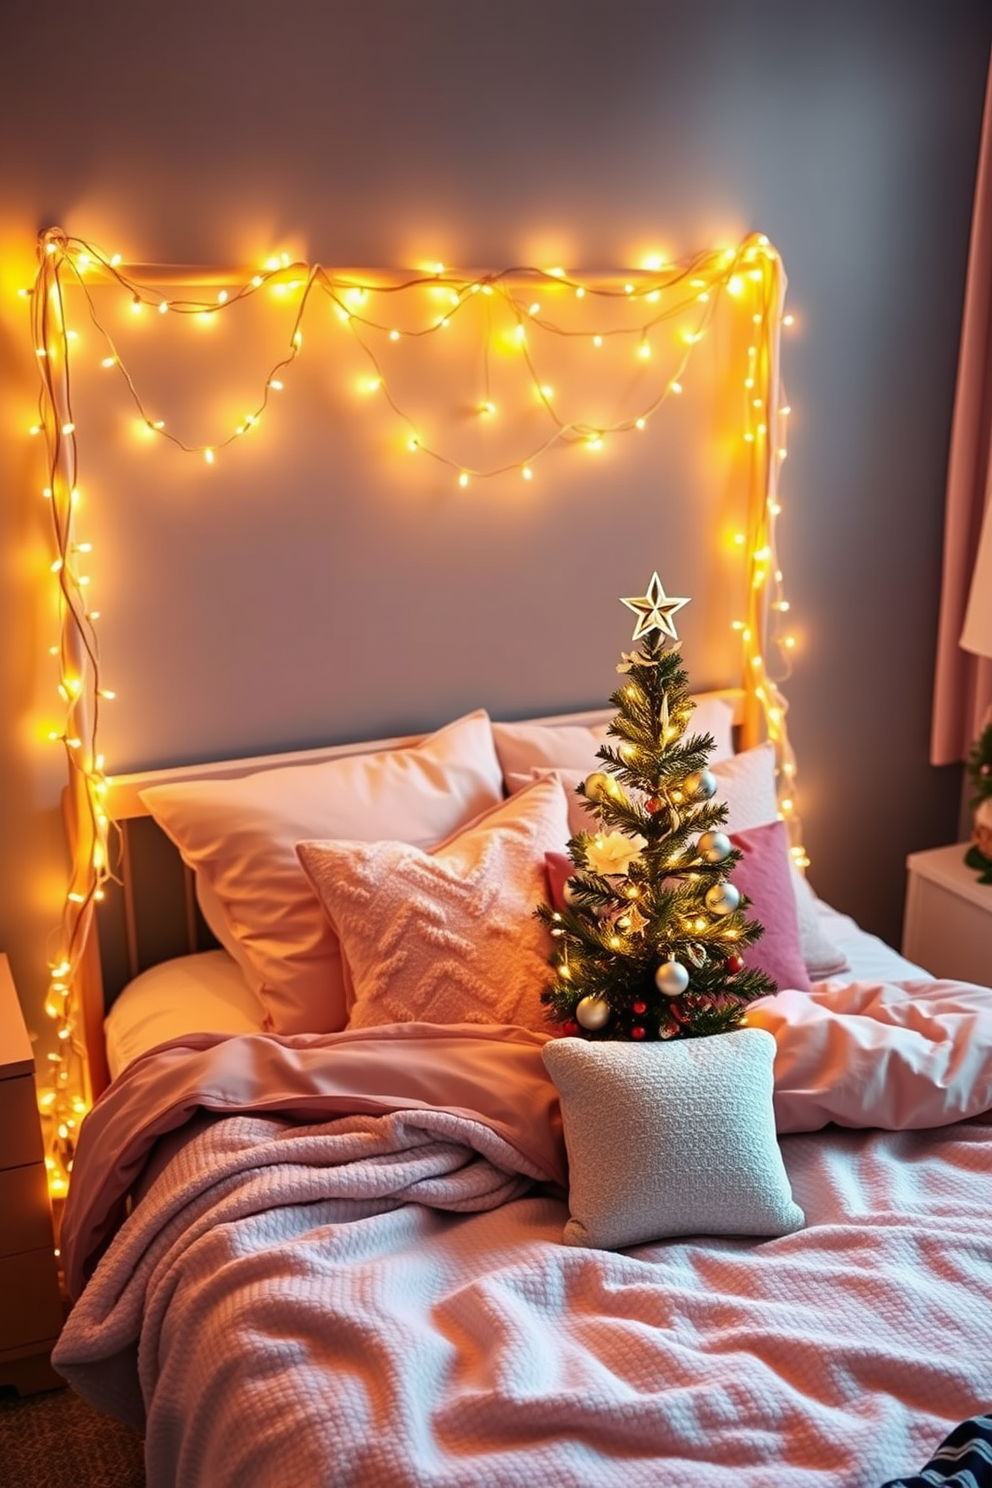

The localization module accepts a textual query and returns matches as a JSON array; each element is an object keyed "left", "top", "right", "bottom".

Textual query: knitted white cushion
[{"left": 542, "top": 1028, "right": 804, "bottom": 1249}]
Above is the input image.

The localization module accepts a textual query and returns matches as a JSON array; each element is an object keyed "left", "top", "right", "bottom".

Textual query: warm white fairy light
[{"left": 28, "top": 226, "right": 802, "bottom": 1192}]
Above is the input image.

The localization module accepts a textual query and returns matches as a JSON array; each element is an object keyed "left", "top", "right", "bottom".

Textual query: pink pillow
[
  {"left": 140, "top": 711, "right": 505, "bottom": 1036},
  {"left": 546, "top": 819, "right": 810, "bottom": 996},
  {"left": 492, "top": 693, "right": 736, "bottom": 784},
  {"left": 296, "top": 778, "right": 569, "bottom": 1034},
  {"left": 729, "top": 820, "right": 812, "bottom": 993}
]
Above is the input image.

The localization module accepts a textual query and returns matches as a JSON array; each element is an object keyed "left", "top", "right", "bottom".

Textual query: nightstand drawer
[
  {"left": 0, "top": 1073, "right": 45, "bottom": 1169},
  {"left": 903, "top": 845, "right": 992, "bottom": 985},
  {"left": 0, "top": 1164, "right": 55, "bottom": 1258},
  {"left": 0, "top": 1250, "right": 63, "bottom": 1351}
]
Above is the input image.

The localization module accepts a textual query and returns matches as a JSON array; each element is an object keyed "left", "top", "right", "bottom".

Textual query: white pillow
[
  {"left": 492, "top": 693, "right": 736, "bottom": 784},
  {"left": 103, "top": 950, "right": 265, "bottom": 1080},
  {"left": 542, "top": 1029, "right": 804, "bottom": 1249}
]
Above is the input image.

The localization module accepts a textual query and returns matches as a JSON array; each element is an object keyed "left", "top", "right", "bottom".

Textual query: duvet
[{"left": 54, "top": 984, "right": 992, "bottom": 1488}]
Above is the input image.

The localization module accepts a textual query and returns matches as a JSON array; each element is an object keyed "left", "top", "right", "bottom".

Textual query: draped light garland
[{"left": 27, "top": 225, "right": 800, "bottom": 1195}]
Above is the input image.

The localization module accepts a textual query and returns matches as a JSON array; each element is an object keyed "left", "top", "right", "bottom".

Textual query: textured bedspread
[{"left": 53, "top": 1001, "right": 992, "bottom": 1488}]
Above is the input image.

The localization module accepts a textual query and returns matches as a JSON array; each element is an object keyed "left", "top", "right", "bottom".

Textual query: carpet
[{"left": 0, "top": 1385, "right": 144, "bottom": 1488}]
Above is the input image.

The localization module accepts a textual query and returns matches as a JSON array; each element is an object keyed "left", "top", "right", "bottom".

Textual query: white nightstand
[
  {"left": 902, "top": 844, "right": 992, "bottom": 986},
  {"left": 0, "top": 954, "right": 65, "bottom": 1395}
]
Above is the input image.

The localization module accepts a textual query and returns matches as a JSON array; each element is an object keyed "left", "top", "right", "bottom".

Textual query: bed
[{"left": 50, "top": 694, "right": 992, "bottom": 1488}]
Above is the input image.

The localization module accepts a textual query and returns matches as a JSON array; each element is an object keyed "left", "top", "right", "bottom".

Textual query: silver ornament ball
[
  {"left": 654, "top": 960, "right": 690, "bottom": 997},
  {"left": 684, "top": 768, "right": 718, "bottom": 802},
  {"left": 704, "top": 882, "right": 741, "bottom": 916},
  {"left": 697, "top": 830, "right": 732, "bottom": 864},
  {"left": 575, "top": 995, "right": 611, "bottom": 1030}
]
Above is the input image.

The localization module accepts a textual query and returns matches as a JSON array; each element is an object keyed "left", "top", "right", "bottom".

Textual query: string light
[{"left": 29, "top": 225, "right": 803, "bottom": 1195}]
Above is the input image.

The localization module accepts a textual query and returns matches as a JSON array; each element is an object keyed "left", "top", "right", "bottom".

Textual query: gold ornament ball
[
  {"left": 583, "top": 771, "right": 616, "bottom": 804},
  {"left": 655, "top": 960, "right": 690, "bottom": 996},
  {"left": 575, "top": 995, "right": 611, "bottom": 1030},
  {"left": 697, "top": 830, "right": 731, "bottom": 864},
  {"left": 704, "top": 882, "right": 741, "bottom": 916}
]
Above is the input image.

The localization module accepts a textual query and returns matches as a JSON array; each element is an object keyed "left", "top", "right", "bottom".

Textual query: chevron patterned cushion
[{"left": 296, "top": 778, "right": 568, "bottom": 1032}]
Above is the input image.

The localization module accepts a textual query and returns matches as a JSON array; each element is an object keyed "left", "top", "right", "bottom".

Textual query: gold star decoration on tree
[{"left": 620, "top": 572, "right": 690, "bottom": 642}]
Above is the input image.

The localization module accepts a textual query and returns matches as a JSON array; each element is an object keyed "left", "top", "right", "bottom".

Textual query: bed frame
[{"left": 80, "top": 691, "right": 747, "bottom": 1097}]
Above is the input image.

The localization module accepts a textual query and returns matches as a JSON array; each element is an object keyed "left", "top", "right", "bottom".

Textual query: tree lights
[{"left": 27, "top": 225, "right": 802, "bottom": 1196}]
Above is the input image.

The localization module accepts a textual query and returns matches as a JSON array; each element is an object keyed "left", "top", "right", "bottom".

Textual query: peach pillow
[
  {"left": 296, "top": 778, "right": 569, "bottom": 1033},
  {"left": 140, "top": 711, "right": 505, "bottom": 1035},
  {"left": 492, "top": 693, "right": 735, "bottom": 784}
]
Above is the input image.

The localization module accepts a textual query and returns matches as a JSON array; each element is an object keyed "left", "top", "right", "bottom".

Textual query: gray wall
[{"left": 2, "top": 0, "right": 989, "bottom": 1048}]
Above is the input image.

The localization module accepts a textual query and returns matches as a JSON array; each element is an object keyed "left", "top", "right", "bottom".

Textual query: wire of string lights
[{"left": 26, "top": 226, "right": 800, "bottom": 1196}]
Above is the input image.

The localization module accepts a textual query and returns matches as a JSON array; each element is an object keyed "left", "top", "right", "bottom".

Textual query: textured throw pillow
[
  {"left": 140, "top": 711, "right": 505, "bottom": 1036},
  {"left": 542, "top": 1029, "right": 805, "bottom": 1249},
  {"left": 492, "top": 693, "right": 736, "bottom": 785},
  {"left": 296, "top": 777, "right": 570, "bottom": 1033}
]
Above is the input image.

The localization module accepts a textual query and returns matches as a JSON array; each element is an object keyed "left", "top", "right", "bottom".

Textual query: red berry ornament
[
  {"left": 725, "top": 953, "right": 745, "bottom": 974},
  {"left": 632, "top": 1000, "right": 647, "bottom": 1015},
  {"left": 561, "top": 1020, "right": 579, "bottom": 1036},
  {"left": 631, "top": 1024, "right": 646, "bottom": 1039}
]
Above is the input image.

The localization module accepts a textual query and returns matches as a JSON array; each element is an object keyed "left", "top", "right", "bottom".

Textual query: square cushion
[
  {"left": 542, "top": 1028, "right": 804, "bottom": 1248},
  {"left": 296, "top": 778, "right": 569, "bottom": 1033},
  {"left": 140, "top": 711, "right": 505, "bottom": 1035}
]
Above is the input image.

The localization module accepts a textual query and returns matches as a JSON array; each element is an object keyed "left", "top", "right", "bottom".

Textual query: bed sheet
[{"left": 104, "top": 949, "right": 266, "bottom": 1080}]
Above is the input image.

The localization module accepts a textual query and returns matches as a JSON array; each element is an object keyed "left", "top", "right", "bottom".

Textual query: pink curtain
[{"left": 931, "top": 56, "right": 992, "bottom": 765}]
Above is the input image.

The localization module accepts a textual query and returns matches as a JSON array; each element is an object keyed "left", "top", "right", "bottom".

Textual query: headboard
[{"left": 80, "top": 691, "right": 746, "bottom": 1097}]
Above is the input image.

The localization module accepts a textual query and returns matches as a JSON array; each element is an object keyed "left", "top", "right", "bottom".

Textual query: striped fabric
[{"left": 881, "top": 1415, "right": 992, "bottom": 1488}]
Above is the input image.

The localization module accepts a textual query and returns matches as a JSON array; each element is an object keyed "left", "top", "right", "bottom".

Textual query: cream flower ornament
[
  {"left": 585, "top": 831, "right": 648, "bottom": 877},
  {"left": 616, "top": 649, "right": 658, "bottom": 674}
]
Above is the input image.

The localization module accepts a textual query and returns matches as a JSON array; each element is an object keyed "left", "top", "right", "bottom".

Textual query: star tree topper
[{"left": 620, "top": 572, "right": 690, "bottom": 642}]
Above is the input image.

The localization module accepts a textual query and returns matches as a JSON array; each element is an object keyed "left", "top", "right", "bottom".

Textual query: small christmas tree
[{"left": 538, "top": 572, "right": 776, "bottom": 1041}]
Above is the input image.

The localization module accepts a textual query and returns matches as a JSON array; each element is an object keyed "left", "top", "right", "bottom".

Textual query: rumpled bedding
[{"left": 53, "top": 984, "right": 992, "bottom": 1488}]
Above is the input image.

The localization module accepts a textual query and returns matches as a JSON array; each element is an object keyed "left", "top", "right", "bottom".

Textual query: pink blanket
[
  {"left": 53, "top": 990, "right": 992, "bottom": 1487},
  {"left": 58, "top": 1021, "right": 567, "bottom": 1300}
]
